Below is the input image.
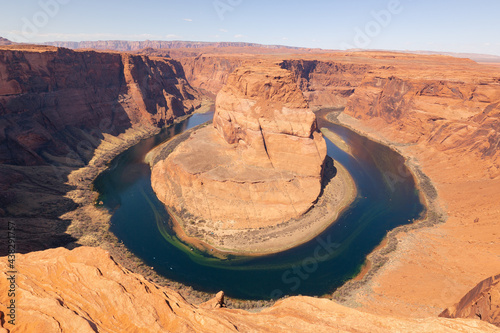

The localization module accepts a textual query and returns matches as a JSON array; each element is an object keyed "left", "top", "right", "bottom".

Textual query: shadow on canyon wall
[{"left": 0, "top": 45, "right": 201, "bottom": 255}]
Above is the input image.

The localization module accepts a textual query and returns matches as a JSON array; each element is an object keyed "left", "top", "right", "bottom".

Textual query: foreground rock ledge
[
  {"left": 0, "top": 247, "right": 497, "bottom": 332},
  {"left": 152, "top": 64, "right": 328, "bottom": 237}
]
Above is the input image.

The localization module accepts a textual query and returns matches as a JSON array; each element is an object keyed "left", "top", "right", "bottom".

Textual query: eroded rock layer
[
  {"left": 440, "top": 274, "right": 500, "bottom": 327},
  {"left": 0, "top": 45, "right": 200, "bottom": 166},
  {"left": 0, "top": 44, "right": 202, "bottom": 255},
  {"left": 1, "top": 247, "right": 497, "bottom": 333},
  {"left": 151, "top": 64, "right": 326, "bottom": 228}
]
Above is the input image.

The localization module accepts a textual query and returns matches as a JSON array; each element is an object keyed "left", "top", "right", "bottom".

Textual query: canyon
[
  {"left": 44, "top": 40, "right": 312, "bottom": 52},
  {"left": 0, "top": 44, "right": 202, "bottom": 255},
  {"left": 0, "top": 40, "right": 499, "bottom": 331},
  {"left": 148, "top": 64, "right": 354, "bottom": 254}
]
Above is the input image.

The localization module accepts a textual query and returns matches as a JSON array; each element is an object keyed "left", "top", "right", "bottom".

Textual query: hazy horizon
[{"left": 1, "top": 0, "right": 500, "bottom": 56}]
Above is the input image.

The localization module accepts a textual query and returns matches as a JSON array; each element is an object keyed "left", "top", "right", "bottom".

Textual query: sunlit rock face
[{"left": 151, "top": 64, "right": 327, "bottom": 228}]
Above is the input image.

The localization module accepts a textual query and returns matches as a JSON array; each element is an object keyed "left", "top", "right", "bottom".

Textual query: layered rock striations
[
  {"left": 330, "top": 54, "right": 500, "bottom": 319},
  {"left": 340, "top": 53, "right": 500, "bottom": 172},
  {"left": 172, "top": 55, "right": 370, "bottom": 107},
  {"left": 176, "top": 55, "right": 243, "bottom": 97},
  {"left": 2, "top": 45, "right": 500, "bottom": 330},
  {"left": 0, "top": 45, "right": 201, "bottom": 255},
  {"left": 1, "top": 246, "right": 497, "bottom": 333},
  {"left": 151, "top": 64, "right": 327, "bottom": 230},
  {"left": 0, "top": 45, "right": 200, "bottom": 166},
  {"left": 280, "top": 59, "right": 370, "bottom": 109}
]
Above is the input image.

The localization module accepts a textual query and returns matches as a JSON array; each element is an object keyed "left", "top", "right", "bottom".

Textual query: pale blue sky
[{"left": 1, "top": 0, "right": 499, "bottom": 55}]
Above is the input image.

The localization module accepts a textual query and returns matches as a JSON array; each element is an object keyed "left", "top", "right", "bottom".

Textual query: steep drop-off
[
  {"left": 1, "top": 246, "right": 497, "bottom": 333},
  {"left": 0, "top": 45, "right": 199, "bottom": 165},
  {"left": 172, "top": 55, "right": 371, "bottom": 108},
  {"left": 0, "top": 45, "right": 201, "bottom": 255},
  {"left": 2, "top": 45, "right": 500, "bottom": 330},
  {"left": 344, "top": 61, "right": 500, "bottom": 172},
  {"left": 329, "top": 54, "right": 500, "bottom": 319},
  {"left": 280, "top": 59, "right": 369, "bottom": 109},
  {"left": 176, "top": 54, "right": 244, "bottom": 97},
  {"left": 151, "top": 64, "right": 328, "bottom": 251},
  {"left": 174, "top": 50, "right": 500, "bottom": 322}
]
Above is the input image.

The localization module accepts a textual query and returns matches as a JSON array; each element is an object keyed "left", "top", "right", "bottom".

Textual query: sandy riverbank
[
  {"left": 324, "top": 110, "right": 445, "bottom": 303},
  {"left": 64, "top": 107, "right": 465, "bottom": 312},
  {"left": 327, "top": 110, "right": 500, "bottom": 318}
]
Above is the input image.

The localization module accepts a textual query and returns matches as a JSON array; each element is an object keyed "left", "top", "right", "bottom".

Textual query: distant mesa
[
  {"left": 0, "top": 37, "right": 14, "bottom": 46},
  {"left": 43, "top": 40, "right": 307, "bottom": 52},
  {"left": 151, "top": 63, "right": 329, "bottom": 244}
]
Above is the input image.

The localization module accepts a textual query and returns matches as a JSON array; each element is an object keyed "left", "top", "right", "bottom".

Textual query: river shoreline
[
  {"left": 59, "top": 111, "right": 233, "bottom": 305},
  {"left": 64, "top": 110, "right": 284, "bottom": 307},
  {"left": 67, "top": 108, "right": 435, "bottom": 307},
  {"left": 325, "top": 110, "right": 447, "bottom": 305}
]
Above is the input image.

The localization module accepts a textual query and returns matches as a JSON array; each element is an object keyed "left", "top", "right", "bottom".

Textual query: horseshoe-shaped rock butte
[{"left": 151, "top": 64, "right": 349, "bottom": 253}]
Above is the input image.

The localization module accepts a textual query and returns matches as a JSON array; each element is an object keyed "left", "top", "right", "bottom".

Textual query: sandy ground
[{"left": 329, "top": 112, "right": 500, "bottom": 318}]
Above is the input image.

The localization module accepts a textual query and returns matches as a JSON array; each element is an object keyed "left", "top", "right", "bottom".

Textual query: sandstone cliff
[
  {"left": 3, "top": 46, "right": 500, "bottom": 330},
  {"left": 176, "top": 51, "right": 500, "bottom": 322},
  {"left": 328, "top": 54, "right": 500, "bottom": 321},
  {"left": 0, "top": 45, "right": 201, "bottom": 255},
  {"left": 1, "top": 246, "right": 497, "bottom": 333},
  {"left": 172, "top": 55, "right": 370, "bottom": 108},
  {"left": 0, "top": 45, "right": 200, "bottom": 166},
  {"left": 440, "top": 274, "right": 500, "bottom": 327},
  {"left": 151, "top": 64, "right": 326, "bottom": 231},
  {"left": 343, "top": 59, "right": 500, "bottom": 173},
  {"left": 176, "top": 55, "right": 243, "bottom": 97},
  {"left": 280, "top": 59, "right": 369, "bottom": 109}
]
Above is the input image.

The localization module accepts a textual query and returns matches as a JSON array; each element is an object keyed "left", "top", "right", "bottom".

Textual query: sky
[{"left": 1, "top": 0, "right": 499, "bottom": 56}]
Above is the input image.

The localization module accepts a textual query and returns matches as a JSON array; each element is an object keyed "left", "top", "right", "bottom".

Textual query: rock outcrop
[
  {"left": 3, "top": 45, "right": 500, "bottom": 331},
  {"left": 151, "top": 64, "right": 326, "bottom": 229},
  {"left": 172, "top": 56, "right": 370, "bottom": 107},
  {"left": 176, "top": 55, "right": 243, "bottom": 97},
  {"left": 440, "top": 274, "right": 500, "bottom": 327},
  {"left": 342, "top": 53, "right": 500, "bottom": 173},
  {"left": 329, "top": 53, "right": 500, "bottom": 320},
  {"left": 1, "top": 246, "right": 497, "bottom": 333},
  {"left": 200, "top": 291, "right": 226, "bottom": 309}
]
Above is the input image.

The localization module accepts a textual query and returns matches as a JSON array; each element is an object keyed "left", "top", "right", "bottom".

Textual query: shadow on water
[{"left": 94, "top": 109, "right": 424, "bottom": 300}]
